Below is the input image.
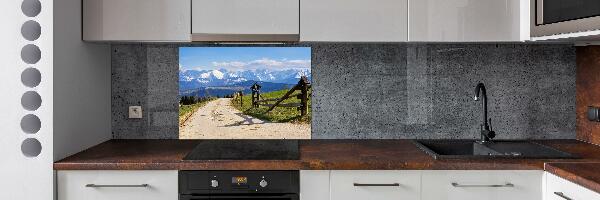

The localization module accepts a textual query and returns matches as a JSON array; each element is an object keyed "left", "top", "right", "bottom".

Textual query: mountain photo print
[{"left": 178, "top": 47, "right": 312, "bottom": 139}]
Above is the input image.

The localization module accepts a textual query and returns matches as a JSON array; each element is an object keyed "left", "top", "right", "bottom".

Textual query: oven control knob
[
  {"left": 259, "top": 179, "right": 268, "bottom": 188},
  {"left": 210, "top": 180, "right": 219, "bottom": 188}
]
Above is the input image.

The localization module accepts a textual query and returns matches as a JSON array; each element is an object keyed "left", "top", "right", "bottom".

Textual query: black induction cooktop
[{"left": 183, "top": 140, "right": 300, "bottom": 160}]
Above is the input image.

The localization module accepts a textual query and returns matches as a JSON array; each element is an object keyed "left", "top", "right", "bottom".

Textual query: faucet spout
[{"left": 474, "top": 83, "right": 495, "bottom": 142}]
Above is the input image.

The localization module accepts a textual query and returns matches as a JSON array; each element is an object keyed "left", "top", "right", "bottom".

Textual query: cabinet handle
[
  {"left": 85, "top": 184, "right": 149, "bottom": 188},
  {"left": 451, "top": 182, "right": 514, "bottom": 188},
  {"left": 353, "top": 183, "right": 400, "bottom": 187},
  {"left": 553, "top": 192, "right": 573, "bottom": 200}
]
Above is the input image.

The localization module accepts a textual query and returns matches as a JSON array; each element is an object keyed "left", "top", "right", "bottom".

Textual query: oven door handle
[
  {"left": 181, "top": 194, "right": 298, "bottom": 200},
  {"left": 211, "top": 196, "right": 296, "bottom": 199}
]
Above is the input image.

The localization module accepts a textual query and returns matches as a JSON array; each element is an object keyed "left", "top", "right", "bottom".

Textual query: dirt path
[{"left": 180, "top": 98, "right": 311, "bottom": 139}]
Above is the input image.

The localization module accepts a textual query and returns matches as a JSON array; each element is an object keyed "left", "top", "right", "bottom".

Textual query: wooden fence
[
  {"left": 233, "top": 90, "right": 243, "bottom": 107},
  {"left": 251, "top": 76, "right": 311, "bottom": 117}
]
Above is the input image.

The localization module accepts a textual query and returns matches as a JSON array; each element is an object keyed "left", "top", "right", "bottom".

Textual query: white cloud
[
  {"left": 212, "top": 61, "right": 246, "bottom": 68},
  {"left": 210, "top": 58, "right": 311, "bottom": 71},
  {"left": 249, "top": 58, "right": 283, "bottom": 67},
  {"left": 190, "top": 66, "right": 209, "bottom": 71}
]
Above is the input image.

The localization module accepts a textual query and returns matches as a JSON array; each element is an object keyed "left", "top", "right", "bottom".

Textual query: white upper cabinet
[
  {"left": 80, "top": 0, "right": 532, "bottom": 42},
  {"left": 409, "top": 0, "right": 530, "bottom": 42},
  {"left": 191, "top": 0, "right": 300, "bottom": 42},
  {"left": 300, "top": 0, "right": 408, "bottom": 42},
  {"left": 82, "top": 0, "right": 191, "bottom": 42}
]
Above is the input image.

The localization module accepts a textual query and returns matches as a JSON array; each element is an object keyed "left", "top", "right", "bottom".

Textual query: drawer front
[
  {"left": 330, "top": 170, "right": 420, "bottom": 200},
  {"left": 545, "top": 173, "right": 600, "bottom": 200},
  {"left": 422, "top": 170, "right": 543, "bottom": 200},
  {"left": 57, "top": 170, "right": 178, "bottom": 200}
]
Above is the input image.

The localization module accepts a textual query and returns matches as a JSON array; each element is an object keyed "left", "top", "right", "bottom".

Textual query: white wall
[
  {"left": 0, "top": 0, "right": 54, "bottom": 199},
  {"left": 53, "top": 0, "right": 112, "bottom": 161}
]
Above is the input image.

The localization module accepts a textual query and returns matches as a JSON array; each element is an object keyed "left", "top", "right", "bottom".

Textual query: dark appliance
[
  {"left": 183, "top": 140, "right": 299, "bottom": 160},
  {"left": 179, "top": 171, "right": 299, "bottom": 200},
  {"left": 533, "top": 0, "right": 600, "bottom": 37}
]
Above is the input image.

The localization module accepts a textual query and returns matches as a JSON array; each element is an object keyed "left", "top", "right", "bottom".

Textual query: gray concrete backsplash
[{"left": 112, "top": 43, "right": 576, "bottom": 139}]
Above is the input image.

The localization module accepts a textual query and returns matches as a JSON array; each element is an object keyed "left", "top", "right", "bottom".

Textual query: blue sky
[{"left": 179, "top": 47, "right": 311, "bottom": 71}]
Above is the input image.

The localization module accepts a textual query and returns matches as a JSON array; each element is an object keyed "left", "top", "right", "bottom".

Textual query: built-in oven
[
  {"left": 179, "top": 171, "right": 299, "bottom": 200},
  {"left": 532, "top": 0, "right": 600, "bottom": 37}
]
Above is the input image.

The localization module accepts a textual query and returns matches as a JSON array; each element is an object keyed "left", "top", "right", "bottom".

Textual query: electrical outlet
[{"left": 129, "top": 106, "right": 142, "bottom": 119}]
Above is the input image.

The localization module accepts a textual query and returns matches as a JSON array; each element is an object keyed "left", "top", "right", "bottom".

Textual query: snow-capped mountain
[{"left": 179, "top": 68, "right": 311, "bottom": 92}]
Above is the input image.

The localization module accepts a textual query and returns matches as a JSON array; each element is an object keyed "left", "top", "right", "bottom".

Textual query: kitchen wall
[
  {"left": 576, "top": 46, "right": 600, "bottom": 145},
  {"left": 112, "top": 43, "right": 576, "bottom": 139},
  {"left": 54, "top": 0, "right": 111, "bottom": 160}
]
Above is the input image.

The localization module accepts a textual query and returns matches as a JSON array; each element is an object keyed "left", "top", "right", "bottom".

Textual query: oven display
[{"left": 232, "top": 176, "right": 248, "bottom": 185}]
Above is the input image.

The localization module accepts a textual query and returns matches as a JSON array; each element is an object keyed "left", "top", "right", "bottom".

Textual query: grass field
[
  {"left": 179, "top": 97, "right": 216, "bottom": 126},
  {"left": 231, "top": 89, "right": 311, "bottom": 123}
]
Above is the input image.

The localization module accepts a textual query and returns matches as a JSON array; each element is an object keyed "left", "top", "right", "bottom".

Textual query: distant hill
[
  {"left": 179, "top": 68, "right": 311, "bottom": 93},
  {"left": 180, "top": 80, "right": 296, "bottom": 98}
]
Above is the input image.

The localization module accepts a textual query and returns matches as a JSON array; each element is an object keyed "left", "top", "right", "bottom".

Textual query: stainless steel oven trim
[
  {"left": 532, "top": 0, "right": 600, "bottom": 37},
  {"left": 180, "top": 194, "right": 299, "bottom": 200}
]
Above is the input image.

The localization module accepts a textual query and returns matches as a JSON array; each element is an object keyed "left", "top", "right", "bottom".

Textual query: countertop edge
[{"left": 545, "top": 162, "right": 600, "bottom": 194}]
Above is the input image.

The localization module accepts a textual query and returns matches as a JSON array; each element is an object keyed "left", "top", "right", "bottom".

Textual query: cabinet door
[
  {"left": 300, "top": 0, "right": 408, "bottom": 42},
  {"left": 545, "top": 172, "right": 600, "bottom": 200},
  {"left": 409, "top": 0, "right": 529, "bottom": 42},
  {"left": 57, "top": 170, "right": 178, "bottom": 200},
  {"left": 330, "top": 170, "right": 420, "bottom": 200},
  {"left": 300, "top": 171, "right": 330, "bottom": 200},
  {"left": 191, "top": 0, "right": 299, "bottom": 41},
  {"left": 421, "top": 170, "right": 543, "bottom": 200},
  {"left": 82, "top": 0, "right": 191, "bottom": 41}
]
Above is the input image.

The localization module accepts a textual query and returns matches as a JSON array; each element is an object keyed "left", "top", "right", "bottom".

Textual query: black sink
[{"left": 413, "top": 140, "right": 577, "bottom": 160}]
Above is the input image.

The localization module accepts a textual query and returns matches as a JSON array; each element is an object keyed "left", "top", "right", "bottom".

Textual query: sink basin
[{"left": 413, "top": 140, "right": 577, "bottom": 160}]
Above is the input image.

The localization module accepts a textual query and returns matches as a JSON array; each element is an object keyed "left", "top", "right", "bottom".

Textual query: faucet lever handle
[{"left": 488, "top": 118, "right": 493, "bottom": 131}]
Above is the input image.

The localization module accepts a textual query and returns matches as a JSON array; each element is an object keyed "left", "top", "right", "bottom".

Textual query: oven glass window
[{"left": 541, "top": 0, "right": 600, "bottom": 24}]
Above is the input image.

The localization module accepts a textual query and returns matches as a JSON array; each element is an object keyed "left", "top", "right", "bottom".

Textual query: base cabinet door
[
  {"left": 330, "top": 170, "right": 421, "bottom": 200},
  {"left": 545, "top": 172, "right": 600, "bottom": 200},
  {"left": 57, "top": 170, "right": 178, "bottom": 200},
  {"left": 421, "top": 170, "right": 543, "bottom": 200},
  {"left": 300, "top": 171, "right": 330, "bottom": 200}
]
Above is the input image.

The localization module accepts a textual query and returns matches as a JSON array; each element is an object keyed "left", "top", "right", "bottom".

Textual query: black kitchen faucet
[{"left": 474, "top": 82, "right": 495, "bottom": 143}]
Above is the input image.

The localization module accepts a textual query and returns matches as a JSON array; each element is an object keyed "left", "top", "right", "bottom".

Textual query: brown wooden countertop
[
  {"left": 54, "top": 139, "right": 600, "bottom": 171},
  {"left": 545, "top": 162, "right": 600, "bottom": 194}
]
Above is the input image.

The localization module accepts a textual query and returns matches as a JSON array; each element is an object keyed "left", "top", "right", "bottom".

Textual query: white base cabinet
[
  {"left": 57, "top": 170, "right": 178, "bottom": 200},
  {"left": 330, "top": 170, "right": 421, "bottom": 200},
  {"left": 421, "top": 170, "right": 543, "bottom": 200},
  {"left": 56, "top": 170, "right": 600, "bottom": 200},
  {"left": 545, "top": 172, "right": 600, "bottom": 200},
  {"left": 301, "top": 171, "right": 331, "bottom": 200},
  {"left": 299, "top": 170, "right": 546, "bottom": 200}
]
